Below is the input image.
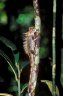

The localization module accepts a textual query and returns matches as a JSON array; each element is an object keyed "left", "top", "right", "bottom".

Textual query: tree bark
[{"left": 28, "top": 0, "right": 41, "bottom": 96}]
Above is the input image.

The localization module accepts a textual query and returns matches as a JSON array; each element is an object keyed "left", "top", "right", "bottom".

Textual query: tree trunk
[{"left": 28, "top": 0, "right": 41, "bottom": 96}]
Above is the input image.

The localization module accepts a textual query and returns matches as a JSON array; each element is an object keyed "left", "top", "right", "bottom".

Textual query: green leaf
[
  {"left": 8, "top": 78, "right": 17, "bottom": 93},
  {"left": 25, "top": 93, "right": 28, "bottom": 96},
  {"left": 0, "top": 93, "right": 13, "bottom": 96},
  {"left": 0, "top": 37, "right": 17, "bottom": 51},
  {"left": 41, "top": 80, "right": 60, "bottom": 96},
  {"left": 14, "top": 52, "right": 20, "bottom": 64},
  {"left": 21, "top": 83, "right": 28, "bottom": 94},
  {"left": 0, "top": 50, "right": 17, "bottom": 80},
  {"left": 0, "top": 49, "right": 13, "bottom": 65}
]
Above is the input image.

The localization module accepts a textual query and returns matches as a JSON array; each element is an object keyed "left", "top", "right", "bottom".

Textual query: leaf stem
[
  {"left": 8, "top": 61, "right": 18, "bottom": 81},
  {"left": 17, "top": 64, "right": 21, "bottom": 96}
]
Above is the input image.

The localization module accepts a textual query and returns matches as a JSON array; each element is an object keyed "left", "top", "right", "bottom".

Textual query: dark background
[{"left": 0, "top": 0, "right": 63, "bottom": 96}]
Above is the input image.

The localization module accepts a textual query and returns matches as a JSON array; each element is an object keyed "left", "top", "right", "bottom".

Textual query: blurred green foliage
[
  {"left": 39, "top": 47, "right": 49, "bottom": 59},
  {"left": 0, "top": 11, "right": 8, "bottom": 24},
  {"left": 16, "top": 13, "right": 34, "bottom": 26},
  {"left": 16, "top": 6, "right": 35, "bottom": 26},
  {"left": 0, "top": 2, "right": 5, "bottom": 10},
  {"left": 0, "top": 1, "right": 8, "bottom": 25}
]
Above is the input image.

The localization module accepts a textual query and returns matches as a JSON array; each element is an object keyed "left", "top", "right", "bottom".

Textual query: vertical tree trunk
[
  {"left": 52, "top": 0, "right": 56, "bottom": 96},
  {"left": 28, "top": 0, "right": 41, "bottom": 96}
]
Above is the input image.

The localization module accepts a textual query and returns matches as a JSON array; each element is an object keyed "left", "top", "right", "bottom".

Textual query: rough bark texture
[
  {"left": 28, "top": 30, "right": 40, "bottom": 96},
  {"left": 28, "top": 0, "right": 41, "bottom": 96}
]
